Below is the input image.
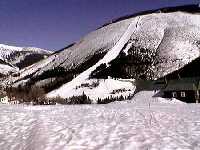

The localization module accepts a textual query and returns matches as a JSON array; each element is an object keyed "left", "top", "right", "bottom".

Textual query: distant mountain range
[
  {"left": 2, "top": 4, "right": 200, "bottom": 101},
  {"left": 0, "top": 44, "right": 52, "bottom": 76}
]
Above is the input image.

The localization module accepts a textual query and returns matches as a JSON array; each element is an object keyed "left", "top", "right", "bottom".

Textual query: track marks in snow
[{"left": 0, "top": 104, "right": 200, "bottom": 150}]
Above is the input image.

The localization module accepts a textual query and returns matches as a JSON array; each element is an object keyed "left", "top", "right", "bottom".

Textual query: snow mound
[{"left": 132, "top": 91, "right": 186, "bottom": 105}]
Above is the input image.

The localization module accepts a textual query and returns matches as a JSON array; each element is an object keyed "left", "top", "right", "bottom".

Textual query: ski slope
[
  {"left": 47, "top": 19, "right": 140, "bottom": 98},
  {"left": 0, "top": 96, "right": 200, "bottom": 150}
]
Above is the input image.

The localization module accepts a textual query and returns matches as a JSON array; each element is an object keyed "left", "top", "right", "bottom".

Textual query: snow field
[{"left": 0, "top": 98, "right": 199, "bottom": 150}]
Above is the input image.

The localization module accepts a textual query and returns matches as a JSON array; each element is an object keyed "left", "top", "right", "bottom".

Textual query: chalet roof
[{"left": 164, "top": 78, "right": 200, "bottom": 91}]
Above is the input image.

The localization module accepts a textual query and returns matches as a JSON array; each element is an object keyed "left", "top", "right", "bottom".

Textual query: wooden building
[{"left": 163, "top": 78, "right": 200, "bottom": 103}]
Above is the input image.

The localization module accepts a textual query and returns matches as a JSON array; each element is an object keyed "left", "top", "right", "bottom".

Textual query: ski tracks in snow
[{"left": 0, "top": 104, "right": 200, "bottom": 150}]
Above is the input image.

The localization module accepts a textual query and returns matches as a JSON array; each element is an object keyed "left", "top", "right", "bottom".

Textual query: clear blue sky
[{"left": 0, "top": 0, "right": 198, "bottom": 50}]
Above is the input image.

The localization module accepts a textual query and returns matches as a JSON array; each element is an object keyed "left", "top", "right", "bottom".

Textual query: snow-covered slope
[
  {"left": 48, "top": 78, "right": 135, "bottom": 101},
  {"left": 12, "top": 18, "right": 133, "bottom": 88},
  {"left": 47, "top": 19, "right": 138, "bottom": 98},
  {"left": 11, "top": 5, "right": 200, "bottom": 99},
  {"left": 0, "top": 44, "right": 52, "bottom": 70}
]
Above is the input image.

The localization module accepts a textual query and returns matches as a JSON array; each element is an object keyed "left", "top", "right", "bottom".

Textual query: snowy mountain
[
  {"left": 0, "top": 44, "right": 52, "bottom": 72},
  {"left": 10, "top": 4, "right": 200, "bottom": 100}
]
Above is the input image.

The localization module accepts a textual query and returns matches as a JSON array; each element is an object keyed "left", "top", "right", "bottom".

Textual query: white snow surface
[{"left": 1, "top": 95, "right": 200, "bottom": 150}]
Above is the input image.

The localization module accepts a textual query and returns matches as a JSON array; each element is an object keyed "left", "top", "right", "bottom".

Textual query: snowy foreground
[{"left": 1, "top": 94, "right": 200, "bottom": 150}]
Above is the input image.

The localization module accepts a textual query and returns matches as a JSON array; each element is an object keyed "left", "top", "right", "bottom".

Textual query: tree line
[{"left": 5, "top": 85, "right": 134, "bottom": 105}]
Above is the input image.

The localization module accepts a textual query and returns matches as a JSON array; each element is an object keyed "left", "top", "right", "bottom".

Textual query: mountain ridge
[
  {"left": 99, "top": 4, "right": 200, "bottom": 29},
  {"left": 0, "top": 44, "right": 52, "bottom": 75}
]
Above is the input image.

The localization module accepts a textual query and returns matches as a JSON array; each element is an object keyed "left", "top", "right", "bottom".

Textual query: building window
[
  {"left": 181, "top": 92, "right": 186, "bottom": 97},
  {"left": 172, "top": 92, "right": 177, "bottom": 98}
]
